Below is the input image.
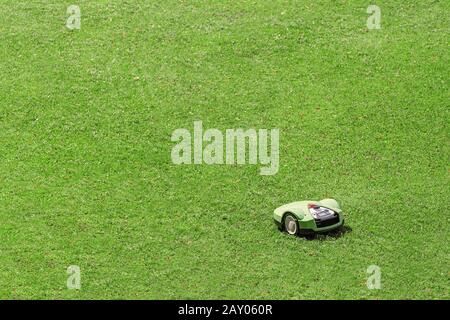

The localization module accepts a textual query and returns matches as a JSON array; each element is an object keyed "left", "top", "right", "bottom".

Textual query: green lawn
[{"left": 0, "top": 0, "right": 448, "bottom": 299}]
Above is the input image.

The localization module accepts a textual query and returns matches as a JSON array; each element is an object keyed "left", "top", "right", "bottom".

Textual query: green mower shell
[{"left": 274, "top": 199, "right": 344, "bottom": 235}]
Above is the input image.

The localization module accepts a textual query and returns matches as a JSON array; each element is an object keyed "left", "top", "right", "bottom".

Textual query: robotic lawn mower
[{"left": 274, "top": 199, "right": 344, "bottom": 235}]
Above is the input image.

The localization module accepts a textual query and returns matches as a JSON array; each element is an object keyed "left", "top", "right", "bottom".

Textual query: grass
[{"left": 0, "top": 0, "right": 448, "bottom": 299}]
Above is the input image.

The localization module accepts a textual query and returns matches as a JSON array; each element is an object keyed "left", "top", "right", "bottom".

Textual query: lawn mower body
[{"left": 274, "top": 199, "right": 344, "bottom": 235}]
